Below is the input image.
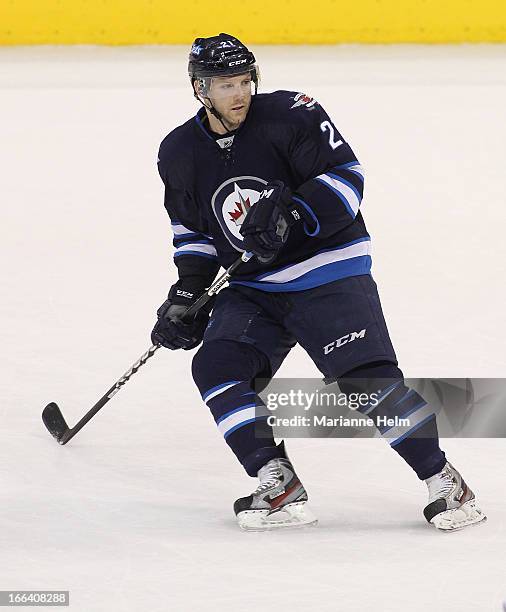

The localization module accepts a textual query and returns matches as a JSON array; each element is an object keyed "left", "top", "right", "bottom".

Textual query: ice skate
[
  {"left": 424, "top": 461, "right": 486, "bottom": 531},
  {"left": 234, "top": 447, "right": 317, "bottom": 531}
]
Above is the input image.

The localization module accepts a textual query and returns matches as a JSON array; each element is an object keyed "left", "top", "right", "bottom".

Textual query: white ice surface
[{"left": 1, "top": 45, "right": 506, "bottom": 612}]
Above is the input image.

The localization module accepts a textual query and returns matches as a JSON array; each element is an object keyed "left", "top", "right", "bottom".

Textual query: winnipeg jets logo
[
  {"left": 211, "top": 176, "right": 268, "bottom": 251},
  {"left": 290, "top": 92, "right": 317, "bottom": 110}
]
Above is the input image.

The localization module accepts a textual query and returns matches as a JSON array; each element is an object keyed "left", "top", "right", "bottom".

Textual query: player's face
[{"left": 208, "top": 73, "right": 253, "bottom": 130}]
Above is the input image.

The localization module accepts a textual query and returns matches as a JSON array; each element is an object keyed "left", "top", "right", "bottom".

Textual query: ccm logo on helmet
[
  {"left": 323, "top": 329, "right": 366, "bottom": 355},
  {"left": 229, "top": 59, "right": 248, "bottom": 66}
]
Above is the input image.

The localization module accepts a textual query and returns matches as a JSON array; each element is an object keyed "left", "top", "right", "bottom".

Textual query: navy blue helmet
[{"left": 188, "top": 33, "right": 259, "bottom": 94}]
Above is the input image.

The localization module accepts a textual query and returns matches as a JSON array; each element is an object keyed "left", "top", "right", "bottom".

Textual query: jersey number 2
[{"left": 320, "top": 121, "right": 343, "bottom": 150}]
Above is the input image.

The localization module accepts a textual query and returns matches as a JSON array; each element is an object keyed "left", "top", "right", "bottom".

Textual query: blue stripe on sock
[
  {"left": 389, "top": 414, "right": 436, "bottom": 447},
  {"left": 380, "top": 400, "right": 427, "bottom": 434},
  {"left": 216, "top": 402, "right": 257, "bottom": 424},
  {"left": 224, "top": 416, "right": 268, "bottom": 439},
  {"left": 202, "top": 380, "right": 242, "bottom": 402}
]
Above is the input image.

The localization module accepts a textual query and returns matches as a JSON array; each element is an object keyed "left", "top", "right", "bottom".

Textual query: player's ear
[{"left": 194, "top": 78, "right": 206, "bottom": 99}]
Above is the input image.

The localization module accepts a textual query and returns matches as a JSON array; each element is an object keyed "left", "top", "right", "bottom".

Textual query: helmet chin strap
[{"left": 205, "top": 99, "right": 234, "bottom": 134}]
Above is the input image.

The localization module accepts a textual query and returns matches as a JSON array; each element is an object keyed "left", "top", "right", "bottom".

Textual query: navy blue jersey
[{"left": 157, "top": 90, "right": 370, "bottom": 292}]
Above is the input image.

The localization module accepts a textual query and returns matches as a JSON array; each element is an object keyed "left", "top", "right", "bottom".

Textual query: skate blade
[
  {"left": 431, "top": 499, "right": 487, "bottom": 532},
  {"left": 237, "top": 501, "right": 318, "bottom": 532}
]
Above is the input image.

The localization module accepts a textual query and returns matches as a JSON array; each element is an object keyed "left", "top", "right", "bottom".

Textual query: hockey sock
[
  {"left": 339, "top": 361, "right": 446, "bottom": 480},
  {"left": 192, "top": 340, "right": 284, "bottom": 476}
]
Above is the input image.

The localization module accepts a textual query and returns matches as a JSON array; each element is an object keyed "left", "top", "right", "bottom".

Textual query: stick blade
[{"left": 42, "top": 402, "right": 70, "bottom": 444}]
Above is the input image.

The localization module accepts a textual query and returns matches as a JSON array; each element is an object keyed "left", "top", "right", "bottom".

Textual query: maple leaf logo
[{"left": 229, "top": 191, "right": 251, "bottom": 226}]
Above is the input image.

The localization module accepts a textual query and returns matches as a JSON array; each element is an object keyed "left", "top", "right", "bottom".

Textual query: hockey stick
[{"left": 42, "top": 251, "right": 253, "bottom": 445}]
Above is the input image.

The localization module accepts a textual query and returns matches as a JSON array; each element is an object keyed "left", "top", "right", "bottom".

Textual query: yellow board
[{"left": 1, "top": 0, "right": 505, "bottom": 44}]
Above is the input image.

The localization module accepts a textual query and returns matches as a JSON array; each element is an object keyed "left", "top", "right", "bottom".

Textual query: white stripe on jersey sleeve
[
  {"left": 175, "top": 243, "right": 218, "bottom": 256},
  {"left": 347, "top": 164, "right": 364, "bottom": 179},
  {"left": 317, "top": 173, "right": 361, "bottom": 217},
  {"left": 171, "top": 222, "right": 196, "bottom": 236}
]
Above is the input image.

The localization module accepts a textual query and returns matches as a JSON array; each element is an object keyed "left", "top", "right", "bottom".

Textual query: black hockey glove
[
  {"left": 151, "top": 282, "right": 213, "bottom": 350},
  {"left": 239, "top": 180, "right": 302, "bottom": 263}
]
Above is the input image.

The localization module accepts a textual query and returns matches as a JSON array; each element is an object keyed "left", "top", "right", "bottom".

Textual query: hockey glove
[
  {"left": 239, "top": 180, "right": 302, "bottom": 263},
  {"left": 151, "top": 282, "right": 213, "bottom": 350}
]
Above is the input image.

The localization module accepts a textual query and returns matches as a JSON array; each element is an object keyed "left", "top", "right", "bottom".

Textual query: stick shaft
[
  {"left": 60, "top": 344, "right": 160, "bottom": 443},
  {"left": 183, "top": 251, "right": 251, "bottom": 320},
  {"left": 57, "top": 252, "right": 252, "bottom": 443}
]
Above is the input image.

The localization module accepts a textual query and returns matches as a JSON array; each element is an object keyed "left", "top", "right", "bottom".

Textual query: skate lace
[
  {"left": 254, "top": 463, "right": 283, "bottom": 495},
  {"left": 427, "top": 470, "right": 455, "bottom": 501}
]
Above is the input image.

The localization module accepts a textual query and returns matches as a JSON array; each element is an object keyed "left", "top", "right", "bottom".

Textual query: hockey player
[{"left": 152, "top": 34, "right": 486, "bottom": 531}]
